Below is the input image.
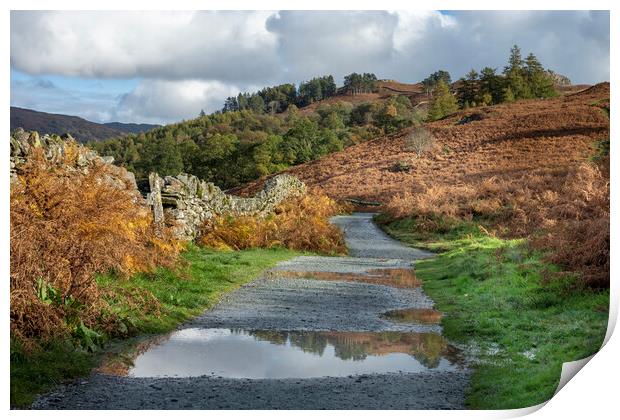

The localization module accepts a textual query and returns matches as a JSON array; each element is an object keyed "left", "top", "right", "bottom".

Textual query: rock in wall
[{"left": 147, "top": 172, "right": 306, "bottom": 240}]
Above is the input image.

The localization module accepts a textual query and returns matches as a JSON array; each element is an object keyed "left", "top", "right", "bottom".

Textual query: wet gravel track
[{"left": 33, "top": 213, "right": 470, "bottom": 410}]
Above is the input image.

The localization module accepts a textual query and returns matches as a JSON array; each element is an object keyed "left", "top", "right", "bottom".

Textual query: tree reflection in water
[{"left": 249, "top": 330, "right": 456, "bottom": 369}]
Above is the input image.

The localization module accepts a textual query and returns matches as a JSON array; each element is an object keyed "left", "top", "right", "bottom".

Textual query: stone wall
[
  {"left": 147, "top": 172, "right": 306, "bottom": 240},
  {"left": 11, "top": 128, "right": 307, "bottom": 242},
  {"left": 10, "top": 128, "right": 139, "bottom": 196}
]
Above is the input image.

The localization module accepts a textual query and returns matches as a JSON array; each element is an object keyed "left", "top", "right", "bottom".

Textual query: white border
[{"left": 2, "top": 1, "right": 616, "bottom": 419}]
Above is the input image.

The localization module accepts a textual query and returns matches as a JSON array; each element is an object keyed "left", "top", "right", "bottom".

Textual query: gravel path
[{"left": 33, "top": 213, "right": 469, "bottom": 410}]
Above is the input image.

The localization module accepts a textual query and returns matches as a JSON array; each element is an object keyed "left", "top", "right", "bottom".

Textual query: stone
[{"left": 150, "top": 172, "right": 306, "bottom": 241}]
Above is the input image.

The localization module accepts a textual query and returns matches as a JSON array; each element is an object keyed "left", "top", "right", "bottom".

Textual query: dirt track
[{"left": 33, "top": 213, "right": 469, "bottom": 410}]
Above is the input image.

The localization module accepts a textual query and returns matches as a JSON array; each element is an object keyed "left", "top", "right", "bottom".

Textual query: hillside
[
  {"left": 233, "top": 82, "right": 609, "bottom": 210},
  {"left": 233, "top": 82, "right": 609, "bottom": 286},
  {"left": 298, "top": 79, "right": 427, "bottom": 116},
  {"left": 10, "top": 107, "right": 159, "bottom": 142}
]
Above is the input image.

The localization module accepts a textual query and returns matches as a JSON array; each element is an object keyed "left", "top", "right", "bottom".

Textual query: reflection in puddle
[
  {"left": 125, "top": 329, "right": 462, "bottom": 378},
  {"left": 272, "top": 268, "right": 421, "bottom": 288},
  {"left": 383, "top": 308, "right": 443, "bottom": 324}
]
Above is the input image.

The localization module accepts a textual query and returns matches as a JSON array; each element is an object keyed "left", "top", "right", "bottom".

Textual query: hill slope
[
  {"left": 10, "top": 107, "right": 159, "bottom": 142},
  {"left": 234, "top": 83, "right": 609, "bottom": 285},
  {"left": 235, "top": 83, "right": 609, "bottom": 207}
]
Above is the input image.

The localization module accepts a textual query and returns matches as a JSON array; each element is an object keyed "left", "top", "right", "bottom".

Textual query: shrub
[
  {"left": 199, "top": 189, "right": 346, "bottom": 254},
  {"left": 532, "top": 162, "right": 609, "bottom": 287},
  {"left": 404, "top": 127, "right": 435, "bottom": 157},
  {"left": 10, "top": 147, "right": 182, "bottom": 346}
]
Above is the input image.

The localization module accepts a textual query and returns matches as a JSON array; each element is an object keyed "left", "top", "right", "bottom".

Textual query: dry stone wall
[
  {"left": 10, "top": 128, "right": 138, "bottom": 194},
  {"left": 147, "top": 172, "right": 306, "bottom": 240},
  {"left": 11, "top": 128, "right": 307, "bottom": 242}
]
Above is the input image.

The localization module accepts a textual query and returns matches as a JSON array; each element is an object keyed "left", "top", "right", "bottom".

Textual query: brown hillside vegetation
[{"left": 238, "top": 83, "right": 610, "bottom": 286}]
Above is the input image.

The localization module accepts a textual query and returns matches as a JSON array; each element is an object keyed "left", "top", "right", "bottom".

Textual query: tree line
[
  {"left": 93, "top": 45, "right": 560, "bottom": 189},
  {"left": 221, "top": 73, "right": 377, "bottom": 114},
  {"left": 92, "top": 91, "right": 423, "bottom": 190}
]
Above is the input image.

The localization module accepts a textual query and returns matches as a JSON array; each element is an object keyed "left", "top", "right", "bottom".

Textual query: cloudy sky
[{"left": 10, "top": 10, "right": 609, "bottom": 125}]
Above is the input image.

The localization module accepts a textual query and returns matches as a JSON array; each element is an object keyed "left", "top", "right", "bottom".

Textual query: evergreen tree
[
  {"left": 479, "top": 67, "right": 502, "bottom": 104},
  {"left": 427, "top": 80, "right": 458, "bottom": 121},
  {"left": 248, "top": 95, "right": 265, "bottom": 114},
  {"left": 525, "top": 53, "right": 557, "bottom": 98},
  {"left": 502, "top": 86, "right": 515, "bottom": 102},
  {"left": 423, "top": 70, "right": 452, "bottom": 95},
  {"left": 503, "top": 44, "right": 531, "bottom": 99},
  {"left": 457, "top": 69, "right": 479, "bottom": 106}
]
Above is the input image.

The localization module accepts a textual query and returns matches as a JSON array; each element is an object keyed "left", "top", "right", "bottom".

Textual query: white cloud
[
  {"left": 10, "top": 11, "right": 280, "bottom": 83},
  {"left": 10, "top": 10, "right": 609, "bottom": 124},
  {"left": 112, "top": 79, "right": 241, "bottom": 124}
]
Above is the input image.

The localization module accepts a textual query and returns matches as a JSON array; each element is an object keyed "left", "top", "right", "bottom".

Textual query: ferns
[
  {"left": 200, "top": 189, "right": 346, "bottom": 254},
  {"left": 10, "top": 147, "right": 181, "bottom": 346}
]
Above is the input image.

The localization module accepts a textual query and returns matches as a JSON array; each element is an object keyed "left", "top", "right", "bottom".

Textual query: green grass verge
[
  {"left": 11, "top": 245, "right": 301, "bottom": 408},
  {"left": 380, "top": 216, "right": 609, "bottom": 409}
]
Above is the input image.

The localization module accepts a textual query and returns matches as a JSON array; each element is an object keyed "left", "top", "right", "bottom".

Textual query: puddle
[
  {"left": 122, "top": 329, "right": 462, "bottom": 378},
  {"left": 383, "top": 308, "right": 443, "bottom": 324},
  {"left": 272, "top": 268, "right": 421, "bottom": 288}
]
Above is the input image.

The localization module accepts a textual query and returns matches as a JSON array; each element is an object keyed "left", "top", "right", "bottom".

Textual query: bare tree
[{"left": 404, "top": 127, "right": 435, "bottom": 157}]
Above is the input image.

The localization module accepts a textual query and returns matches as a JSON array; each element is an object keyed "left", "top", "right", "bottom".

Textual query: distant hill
[{"left": 10, "top": 107, "right": 159, "bottom": 142}]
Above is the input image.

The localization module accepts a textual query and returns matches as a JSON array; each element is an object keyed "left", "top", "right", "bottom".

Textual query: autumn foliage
[
  {"left": 237, "top": 83, "right": 610, "bottom": 287},
  {"left": 199, "top": 189, "right": 346, "bottom": 254},
  {"left": 10, "top": 146, "right": 182, "bottom": 345}
]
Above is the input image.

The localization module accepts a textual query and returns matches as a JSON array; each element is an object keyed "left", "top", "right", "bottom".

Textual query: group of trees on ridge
[
  {"left": 425, "top": 45, "right": 559, "bottom": 120},
  {"left": 221, "top": 72, "right": 381, "bottom": 115},
  {"left": 92, "top": 45, "right": 559, "bottom": 190},
  {"left": 457, "top": 45, "right": 557, "bottom": 108}
]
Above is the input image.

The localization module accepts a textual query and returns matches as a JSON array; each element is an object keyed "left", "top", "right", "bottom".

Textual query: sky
[{"left": 10, "top": 10, "right": 610, "bottom": 125}]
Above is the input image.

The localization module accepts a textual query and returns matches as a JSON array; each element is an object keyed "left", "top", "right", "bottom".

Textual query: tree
[
  {"left": 404, "top": 127, "right": 435, "bottom": 157},
  {"left": 140, "top": 133, "right": 183, "bottom": 177},
  {"left": 282, "top": 118, "right": 321, "bottom": 164},
  {"left": 504, "top": 44, "right": 523, "bottom": 74},
  {"left": 343, "top": 72, "right": 377, "bottom": 94},
  {"left": 503, "top": 44, "right": 531, "bottom": 100},
  {"left": 248, "top": 95, "right": 265, "bottom": 114},
  {"left": 525, "top": 53, "right": 557, "bottom": 98},
  {"left": 502, "top": 86, "right": 515, "bottom": 103},
  {"left": 427, "top": 80, "right": 458, "bottom": 121},
  {"left": 457, "top": 69, "right": 479, "bottom": 106},
  {"left": 479, "top": 67, "right": 502, "bottom": 104},
  {"left": 223, "top": 97, "right": 238, "bottom": 112},
  {"left": 323, "top": 75, "right": 337, "bottom": 97},
  {"left": 350, "top": 102, "right": 375, "bottom": 125},
  {"left": 423, "top": 70, "right": 452, "bottom": 95},
  {"left": 199, "top": 109, "right": 206, "bottom": 117}
]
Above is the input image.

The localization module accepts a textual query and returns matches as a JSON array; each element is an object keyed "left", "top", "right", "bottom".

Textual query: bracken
[
  {"left": 199, "top": 189, "right": 346, "bottom": 254},
  {"left": 10, "top": 147, "right": 182, "bottom": 346}
]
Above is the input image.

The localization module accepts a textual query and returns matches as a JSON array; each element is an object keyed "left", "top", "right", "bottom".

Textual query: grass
[
  {"left": 11, "top": 245, "right": 301, "bottom": 408},
  {"left": 380, "top": 216, "right": 609, "bottom": 409}
]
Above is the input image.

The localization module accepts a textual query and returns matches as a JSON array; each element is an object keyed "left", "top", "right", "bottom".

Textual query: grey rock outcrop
[{"left": 547, "top": 70, "right": 572, "bottom": 86}]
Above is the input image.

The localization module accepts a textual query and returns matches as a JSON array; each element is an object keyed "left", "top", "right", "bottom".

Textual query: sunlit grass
[{"left": 381, "top": 216, "right": 609, "bottom": 409}]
